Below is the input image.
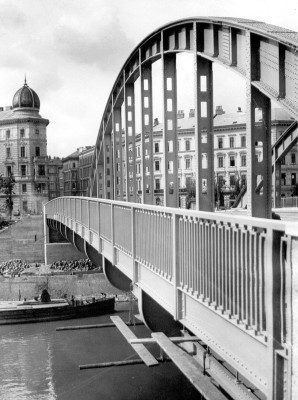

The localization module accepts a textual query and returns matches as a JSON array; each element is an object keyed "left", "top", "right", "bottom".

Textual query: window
[
  {"left": 6, "top": 130, "right": 10, "bottom": 139},
  {"left": 22, "top": 184, "right": 27, "bottom": 193},
  {"left": 154, "top": 143, "right": 159, "bottom": 153},
  {"left": 241, "top": 155, "right": 246, "bottom": 167},
  {"left": 281, "top": 173, "right": 286, "bottom": 186},
  {"left": 292, "top": 173, "right": 296, "bottom": 186},
  {"left": 241, "top": 136, "right": 246, "bottom": 148},
  {"left": 168, "top": 161, "right": 173, "bottom": 172},
  {"left": 291, "top": 153, "right": 296, "bottom": 164},
  {"left": 177, "top": 140, "right": 180, "bottom": 151},
  {"left": 229, "top": 137, "right": 235, "bottom": 148},
  {"left": 281, "top": 157, "right": 285, "bottom": 165},
  {"left": 7, "top": 166, "right": 12, "bottom": 177},
  {"left": 72, "top": 162, "right": 76, "bottom": 168},
  {"left": 241, "top": 174, "right": 247, "bottom": 186},
  {"left": 155, "top": 160, "right": 160, "bottom": 171},
  {"left": 218, "top": 156, "right": 223, "bottom": 168},
  {"left": 38, "top": 165, "right": 45, "bottom": 176},
  {"left": 218, "top": 175, "right": 225, "bottom": 186},
  {"left": 35, "top": 147, "right": 40, "bottom": 157},
  {"left": 185, "top": 158, "right": 191, "bottom": 169},
  {"left": 20, "top": 146, "right": 25, "bottom": 157},
  {"left": 185, "top": 140, "right": 190, "bottom": 151},
  {"left": 35, "top": 129, "right": 39, "bottom": 135},
  {"left": 230, "top": 175, "right": 236, "bottom": 186},
  {"left": 6, "top": 147, "right": 11, "bottom": 158},
  {"left": 20, "top": 129, "right": 25, "bottom": 138},
  {"left": 230, "top": 156, "right": 235, "bottom": 167},
  {"left": 106, "top": 157, "right": 110, "bottom": 164},
  {"left": 155, "top": 179, "right": 160, "bottom": 190},
  {"left": 218, "top": 138, "right": 223, "bottom": 149},
  {"left": 21, "top": 165, "right": 26, "bottom": 176}
]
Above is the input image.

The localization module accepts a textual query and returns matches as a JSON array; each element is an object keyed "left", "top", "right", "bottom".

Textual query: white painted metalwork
[{"left": 44, "top": 196, "right": 298, "bottom": 399}]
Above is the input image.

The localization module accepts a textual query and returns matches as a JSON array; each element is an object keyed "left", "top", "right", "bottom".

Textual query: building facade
[
  {"left": 61, "top": 146, "right": 94, "bottom": 197},
  {"left": 0, "top": 80, "right": 51, "bottom": 214},
  {"left": 117, "top": 107, "right": 296, "bottom": 208}
]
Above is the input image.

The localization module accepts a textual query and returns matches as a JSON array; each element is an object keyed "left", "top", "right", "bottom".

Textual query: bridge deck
[
  {"left": 110, "top": 316, "right": 158, "bottom": 367},
  {"left": 152, "top": 332, "right": 227, "bottom": 400}
]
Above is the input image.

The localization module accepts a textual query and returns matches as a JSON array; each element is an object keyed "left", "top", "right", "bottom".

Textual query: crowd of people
[
  {"left": 49, "top": 259, "right": 101, "bottom": 273},
  {"left": 0, "top": 259, "right": 32, "bottom": 277}
]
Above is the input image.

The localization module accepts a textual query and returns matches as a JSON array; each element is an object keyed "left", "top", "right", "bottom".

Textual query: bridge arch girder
[{"left": 90, "top": 16, "right": 298, "bottom": 219}]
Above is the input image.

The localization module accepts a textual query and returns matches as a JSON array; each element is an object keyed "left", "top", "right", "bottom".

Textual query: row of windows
[
  {"left": 218, "top": 136, "right": 246, "bottom": 149},
  {"left": 6, "top": 146, "right": 41, "bottom": 158},
  {"left": 4, "top": 128, "right": 39, "bottom": 139},
  {"left": 218, "top": 155, "right": 247, "bottom": 168}
]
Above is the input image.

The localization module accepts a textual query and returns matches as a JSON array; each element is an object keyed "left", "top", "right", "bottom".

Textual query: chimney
[
  {"left": 215, "top": 105, "right": 225, "bottom": 115},
  {"left": 177, "top": 110, "right": 184, "bottom": 119},
  {"left": 153, "top": 118, "right": 159, "bottom": 126},
  {"left": 237, "top": 107, "right": 242, "bottom": 112},
  {"left": 189, "top": 109, "right": 195, "bottom": 118}
]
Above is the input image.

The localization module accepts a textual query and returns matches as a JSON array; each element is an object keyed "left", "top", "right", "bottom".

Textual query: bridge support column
[
  {"left": 124, "top": 83, "right": 136, "bottom": 203},
  {"left": 246, "top": 85, "right": 272, "bottom": 218},
  {"left": 141, "top": 63, "right": 154, "bottom": 205},
  {"left": 273, "top": 161, "right": 282, "bottom": 208},
  {"left": 103, "top": 133, "right": 113, "bottom": 199},
  {"left": 194, "top": 53, "right": 214, "bottom": 211},
  {"left": 112, "top": 107, "right": 123, "bottom": 201},
  {"left": 162, "top": 53, "right": 178, "bottom": 208}
]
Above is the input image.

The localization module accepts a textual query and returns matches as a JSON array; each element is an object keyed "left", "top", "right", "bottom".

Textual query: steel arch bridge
[
  {"left": 45, "top": 17, "right": 298, "bottom": 400},
  {"left": 89, "top": 16, "right": 298, "bottom": 218}
]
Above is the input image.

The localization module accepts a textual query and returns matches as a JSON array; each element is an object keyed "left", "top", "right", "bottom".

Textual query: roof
[
  {"left": 12, "top": 82, "right": 40, "bottom": 110},
  {"left": 153, "top": 108, "right": 294, "bottom": 132},
  {"left": 0, "top": 108, "right": 48, "bottom": 125}
]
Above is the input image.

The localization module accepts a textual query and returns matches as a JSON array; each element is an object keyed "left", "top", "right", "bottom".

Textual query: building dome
[{"left": 12, "top": 79, "right": 40, "bottom": 110}]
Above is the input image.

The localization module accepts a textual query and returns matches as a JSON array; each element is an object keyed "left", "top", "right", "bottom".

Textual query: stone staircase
[{"left": 0, "top": 216, "right": 45, "bottom": 263}]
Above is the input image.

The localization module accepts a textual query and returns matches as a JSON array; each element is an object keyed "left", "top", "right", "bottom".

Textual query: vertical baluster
[
  {"left": 218, "top": 225, "right": 223, "bottom": 309},
  {"left": 244, "top": 231, "right": 249, "bottom": 326},
  {"left": 153, "top": 212, "right": 157, "bottom": 269},
  {"left": 191, "top": 218, "right": 195, "bottom": 294},
  {"left": 189, "top": 218, "right": 194, "bottom": 294},
  {"left": 227, "top": 226, "right": 232, "bottom": 316},
  {"left": 164, "top": 215, "right": 169, "bottom": 278},
  {"left": 248, "top": 231, "right": 254, "bottom": 328},
  {"left": 199, "top": 221, "right": 204, "bottom": 297},
  {"left": 258, "top": 233, "right": 266, "bottom": 333},
  {"left": 205, "top": 222, "right": 210, "bottom": 303},
  {"left": 239, "top": 230, "right": 245, "bottom": 323},
  {"left": 194, "top": 219, "right": 198, "bottom": 296},
  {"left": 210, "top": 223, "right": 215, "bottom": 305},
  {"left": 252, "top": 231, "right": 258, "bottom": 330},
  {"left": 179, "top": 217, "right": 183, "bottom": 287},
  {"left": 234, "top": 228, "right": 240, "bottom": 320}
]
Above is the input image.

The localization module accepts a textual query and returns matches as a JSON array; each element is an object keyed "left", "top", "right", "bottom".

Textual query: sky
[{"left": 0, "top": 0, "right": 297, "bottom": 158}]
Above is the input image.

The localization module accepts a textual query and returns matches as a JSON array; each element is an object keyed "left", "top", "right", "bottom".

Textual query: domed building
[{"left": 0, "top": 79, "right": 61, "bottom": 215}]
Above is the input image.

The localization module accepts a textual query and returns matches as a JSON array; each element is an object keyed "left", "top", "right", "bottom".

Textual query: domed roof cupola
[{"left": 12, "top": 77, "right": 40, "bottom": 111}]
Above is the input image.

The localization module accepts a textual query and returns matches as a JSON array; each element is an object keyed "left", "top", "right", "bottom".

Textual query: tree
[
  {"left": 185, "top": 177, "right": 196, "bottom": 209},
  {"left": 291, "top": 184, "right": 298, "bottom": 197},
  {"left": 0, "top": 175, "right": 15, "bottom": 219}
]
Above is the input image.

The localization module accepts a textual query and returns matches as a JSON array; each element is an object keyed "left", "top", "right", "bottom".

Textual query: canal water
[{"left": 0, "top": 304, "right": 202, "bottom": 400}]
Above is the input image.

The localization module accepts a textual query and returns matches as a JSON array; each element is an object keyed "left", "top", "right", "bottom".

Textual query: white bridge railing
[{"left": 44, "top": 196, "right": 298, "bottom": 399}]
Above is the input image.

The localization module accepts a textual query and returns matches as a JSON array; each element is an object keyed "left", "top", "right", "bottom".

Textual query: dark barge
[{"left": 0, "top": 296, "right": 115, "bottom": 325}]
